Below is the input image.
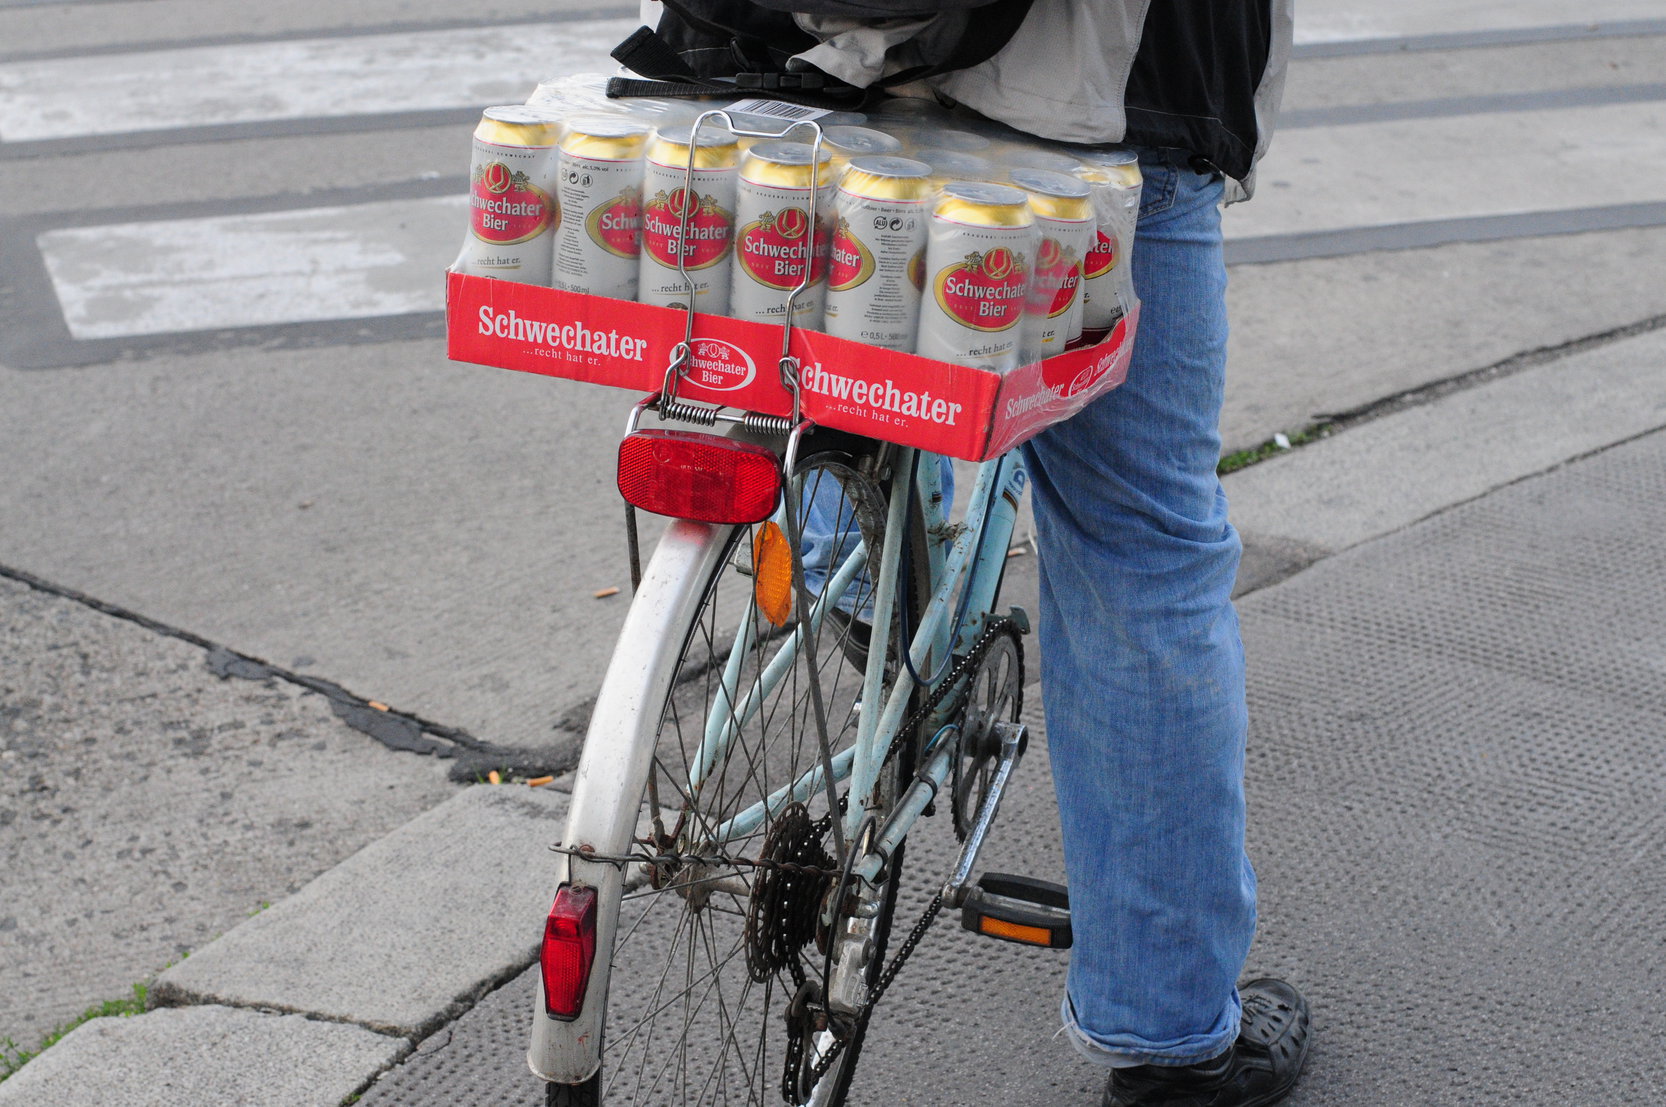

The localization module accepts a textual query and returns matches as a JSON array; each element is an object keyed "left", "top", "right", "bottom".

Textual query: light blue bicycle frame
[{"left": 695, "top": 445, "right": 1030, "bottom": 883}]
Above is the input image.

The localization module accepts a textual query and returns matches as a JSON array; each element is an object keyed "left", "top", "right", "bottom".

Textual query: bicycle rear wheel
[{"left": 558, "top": 436, "right": 929, "bottom": 1106}]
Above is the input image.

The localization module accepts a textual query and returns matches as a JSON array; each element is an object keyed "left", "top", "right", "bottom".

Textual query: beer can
[
  {"left": 916, "top": 182, "right": 1038, "bottom": 371},
  {"left": 869, "top": 97, "right": 945, "bottom": 120},
  {"left": 723, "top": 111, "right": 799, "bottom": 154},
  {"left": 820, "top": 125, "right": 904, "bottom": 176},
  {"left": 730, "top": 140, "right": 835, "bottom": 327},
  {"left": 915, "top": 149, "right": 995, "bottom": 187},
  {"left": 639, "top": 124, "right": 741, "bottom": 313},
  {"left": 929, "top": 129, "right": 992, "bottom": 153},
  {"left": 1004, "top": 147, "right": 1083, "bottom": 175},
  {"left": 457, "top": 106, "right": 563, "bottom": 284},
  {"left": 1009, "top": 168, "right": 1094, "bottom": 361},
  {"left": 550, "top": 116, "right": 649, "bottom": 300},
  {"left": 1072, "top": 149, "right": 1143, "bottom": 339},
  {"left": 869, "top": 100, "right": 952, "bottom": 151},
  {"left": 823, "top": 156, "right": 933, "bottom": 351}
]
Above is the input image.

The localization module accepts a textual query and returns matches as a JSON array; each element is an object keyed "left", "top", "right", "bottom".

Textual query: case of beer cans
[{"left": 446, "top": 74, "right": 1144, "bottom": 461}]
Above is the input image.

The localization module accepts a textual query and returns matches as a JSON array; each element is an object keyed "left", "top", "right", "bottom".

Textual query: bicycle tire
[
  {"left": 551, "top": 434, "right": 931, "bottom": 1106},
  {"left": 545, "top": 1070, "right": 600, "bottom": 1107}
]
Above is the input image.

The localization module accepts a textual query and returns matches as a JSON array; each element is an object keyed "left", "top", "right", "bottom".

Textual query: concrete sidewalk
[{"left": 4, "top": 321, "right": 1662, "bottom": 1105}]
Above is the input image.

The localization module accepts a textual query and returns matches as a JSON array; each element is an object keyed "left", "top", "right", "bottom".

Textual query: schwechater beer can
[
  {"left": 551, "top": 117, "right": 649, "bottom": 301},
  {"left": 729, "top": 140, "right": 835, "bottom": 327},
  {"left": 820, "top": 126, "right": 904, "bottom": 176},
  {"left": 823, "top": 156, "right": 933, "bottom": 351},
  {"left": 639, "top": 124, "right": 741, "bottom": 313},
  {"left": 916, "top": 182, "right": 1038, "bottom": 371},
  {"left": 929, "top": 129, "right": 993, "bottom": 153},
  {"left": 457, "top": 106, "right": 563, "bottom": 284},
  {"left": 916, "top": 149, "right": 995, "bottom": 187},
  {"left": 870, "top": 99, "right": 953, "bottom": 152},
  {"left": 1009, "top": 168, "right": 1094, "bottom": 361},
  {"left": 1072, "top": 149, "right": 1143, "bottom": 341},
  {"left": 1004, "top": 147, "right": 1083, "bottom": 175},
  {"left": 870, "top": 97, "right": 945, "bottom": 121}
]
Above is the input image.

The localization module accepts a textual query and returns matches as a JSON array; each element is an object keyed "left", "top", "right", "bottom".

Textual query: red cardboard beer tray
[{"left": 446, "top": 269, "right": 1139, "bottom": 462}]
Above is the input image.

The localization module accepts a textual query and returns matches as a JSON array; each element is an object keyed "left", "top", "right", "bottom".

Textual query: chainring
[{"left": 950, "top": 628, "right": 1024, "bottom": 840}]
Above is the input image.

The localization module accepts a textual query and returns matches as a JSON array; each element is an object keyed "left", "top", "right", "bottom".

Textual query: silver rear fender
[{"left": 528, "top": 518, "right": 736, "bottom": 1085}]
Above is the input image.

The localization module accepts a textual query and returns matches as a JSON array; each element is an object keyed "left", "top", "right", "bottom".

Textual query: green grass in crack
[
  {"left": 0, "top": 982, "right": 150, "bottom": 1083},
  {"left": 1218, "top": 424, "right": 1331, "bottom": 476}
]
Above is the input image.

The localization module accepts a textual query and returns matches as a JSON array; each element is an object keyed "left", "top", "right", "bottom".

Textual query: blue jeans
[
  {"left": 1022, "top": 148, "right": 1254, "bottom": 1068},
  {"left": 801, "top": 149, "right": 1253, "bottom": 1066}
]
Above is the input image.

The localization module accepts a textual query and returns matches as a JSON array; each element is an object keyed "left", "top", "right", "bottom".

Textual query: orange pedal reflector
[
  {"left": 959, "top": 873, "right": 1072, "bottom": 949},
  {"left": 752, "top": 521, "right": 793, "bottom": 627},
  {"left": 978, "top": 916, "right": 1056, "bottom": 947}
]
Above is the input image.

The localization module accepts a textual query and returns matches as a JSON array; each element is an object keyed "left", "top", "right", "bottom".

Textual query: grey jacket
[{"left": 803, "top": 0, "right": 1294, "bottom": 198}]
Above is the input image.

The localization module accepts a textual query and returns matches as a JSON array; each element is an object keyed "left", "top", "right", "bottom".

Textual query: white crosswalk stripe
[
  {"left": 40, "top": 196, "right": 468, "bottom": 339},
  {"left": 0, "top": 20, "right": 634, "bottom": 142},
  {"left": 3, "top": 5, "right": 1655, "bottom": 145},
  {"left": 1227, "top": 101, "right": 1666, "bottom": 240},
  {"left": 1294, "top": 0, "right": 1664, "bottom": 42}
]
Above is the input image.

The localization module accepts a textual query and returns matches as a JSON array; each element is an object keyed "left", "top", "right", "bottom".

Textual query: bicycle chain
[
  {"left": 884, "top": 615, "right": 1023, "bottom": 780},
  {"left": 786, "top": 619, "right": 1024, "bottom": 1101},
  {"left": 791, "top": 890, "right": 947, "bottom": 1097}
]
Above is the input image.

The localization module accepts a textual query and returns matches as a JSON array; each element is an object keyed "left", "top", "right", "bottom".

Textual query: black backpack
[{"left": 608, "top": 0, "right": 1036, "bottom": 109}]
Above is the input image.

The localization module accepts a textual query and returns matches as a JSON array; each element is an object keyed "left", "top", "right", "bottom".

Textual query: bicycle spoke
[
  {"left": 616, "top": 897, "right": 696, "bottom": 1102},
  {"left": 694, "top": 917, "right": 761, "bottom": 1105},
  {"left": 613, "top": 911, "right": 747, "bottom": 1058},
  {"left": 638, "top": 924, "right": 751, "bottom": 1101}
]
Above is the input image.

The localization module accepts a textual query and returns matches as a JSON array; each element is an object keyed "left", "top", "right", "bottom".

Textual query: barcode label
[{"left": 727, "top": 99, "right": 831, "bottom": 120}]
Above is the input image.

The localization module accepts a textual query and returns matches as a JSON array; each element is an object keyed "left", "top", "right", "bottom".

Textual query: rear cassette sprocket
[{"left": 744, "top": 803, "right": 835, "bottom": 983}]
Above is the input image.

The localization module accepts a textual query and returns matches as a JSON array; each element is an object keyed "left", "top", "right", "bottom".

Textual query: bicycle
[
  {"left": 532, "top": 382, "right": 1060, "bottom": 1102},
  {"left": 449, "top": 109, "right": 1122, "bottom": 1106}
]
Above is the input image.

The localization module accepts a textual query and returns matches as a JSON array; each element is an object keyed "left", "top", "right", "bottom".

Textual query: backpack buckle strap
[{"left": 734, "top": 71, "right": 831, "bottom": 92}]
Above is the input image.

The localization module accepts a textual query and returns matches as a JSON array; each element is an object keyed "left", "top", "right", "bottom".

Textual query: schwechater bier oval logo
[{"left": 685, "top": 339, "right": 756, "bottom": 392}]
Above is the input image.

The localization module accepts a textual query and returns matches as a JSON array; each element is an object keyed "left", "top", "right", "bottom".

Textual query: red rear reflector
[
  {"left": 541, "top": 884, "right": 598, "bottom": 1020},
  {"left": 618, "top": 429, "right": 781, "bottom": 524}
]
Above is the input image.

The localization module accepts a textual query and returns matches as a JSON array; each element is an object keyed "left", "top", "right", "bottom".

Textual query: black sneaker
[{"left": 1101, "top": 979, "right": 1311, "bottom": 1107}]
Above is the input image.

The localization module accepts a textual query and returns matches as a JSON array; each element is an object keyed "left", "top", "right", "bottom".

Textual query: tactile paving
[{"left": 364, "top": 428, "right": 1666, "bottom": 1105}]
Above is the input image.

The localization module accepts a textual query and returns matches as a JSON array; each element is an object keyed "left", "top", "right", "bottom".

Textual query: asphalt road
[
  {"left": 4, "top": 0, "right": 1664, "bottom": 770},
  {"left": 2, "top": 0, "right": 1665, "bottom": 1084}
]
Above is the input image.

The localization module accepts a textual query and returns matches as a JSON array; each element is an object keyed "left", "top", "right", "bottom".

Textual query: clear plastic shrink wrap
[{"left": 455, "top": 75, "right": 1144, "bottom": 367}]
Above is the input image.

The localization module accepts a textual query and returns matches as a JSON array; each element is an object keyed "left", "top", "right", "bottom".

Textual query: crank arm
[{"left": 942, "top": 721, "right": 1027, "bottom": 907}]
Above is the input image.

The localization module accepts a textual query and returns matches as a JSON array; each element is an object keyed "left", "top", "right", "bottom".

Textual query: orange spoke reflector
[
  {"left": 978, "top": 917, "right": 1056, "bottom": 947},
  {"left": 752, "top": 521, "right": 794, "bottom": 628}
]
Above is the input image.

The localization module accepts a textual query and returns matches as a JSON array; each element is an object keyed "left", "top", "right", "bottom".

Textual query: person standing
[{"left": 928, "top": 3, "right": 1311, "bottom": 1103}]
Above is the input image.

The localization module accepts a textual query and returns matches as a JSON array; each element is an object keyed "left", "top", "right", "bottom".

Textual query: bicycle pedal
[{"left": 959, "top": 873, "right": 1071, "bottom": 949}]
